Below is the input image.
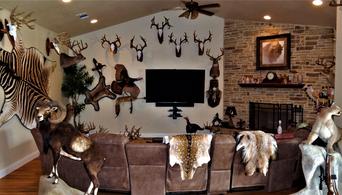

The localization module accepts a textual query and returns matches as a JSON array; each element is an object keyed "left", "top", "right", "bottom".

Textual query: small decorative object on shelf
[
  {"left": 277, "top": 120, "right": 282, "bottom": 134},
  {"left": 263, "top": 72, "right": 280, "bottom": 83}
]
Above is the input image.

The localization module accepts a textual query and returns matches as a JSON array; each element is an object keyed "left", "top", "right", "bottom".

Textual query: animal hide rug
[
  {"left": 236, "top": 130, "right": 277, "bottom": 176},
  {"left": 163, "top": 134, "right": 212, "bottom": 180}
]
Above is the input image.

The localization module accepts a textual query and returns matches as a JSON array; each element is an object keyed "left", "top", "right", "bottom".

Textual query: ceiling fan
[{"left": 179, "top": 0, "right": 220, "bottom": 20}]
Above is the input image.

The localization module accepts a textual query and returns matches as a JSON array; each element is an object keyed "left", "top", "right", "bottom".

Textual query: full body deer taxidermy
[
  {"left": 206, "top": 48, "right": 224, "bottom": 79},
  {"left": 150, "top": 16, "right": 172, "bottom": 44},
  {"left": 193, "top": 31, "right": 212, "bottom": 56},
  {"left": 101, "top": 34, "right": 121, "bottom": 54},
  {"left": 36, "top": 101, "right": 105, "bottom": 195},
  {"left": 169, "top": 32, "right": 188, "bottom": 58},
  {"left": 130, "top": 36, "right": 147, "bottom": 62}
]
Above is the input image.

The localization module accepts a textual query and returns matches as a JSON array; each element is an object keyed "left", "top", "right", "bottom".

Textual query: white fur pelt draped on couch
[
  {"left": 293, "top": 144, "right": 342, "bottom": 195},
  {"left": 236, "top": 130, "right": 277, "bottom": 176}
]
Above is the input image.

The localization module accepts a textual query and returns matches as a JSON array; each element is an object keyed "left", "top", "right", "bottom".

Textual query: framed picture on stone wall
[{"left": 256, "top": 33, "right": 291, "bottom": 70}]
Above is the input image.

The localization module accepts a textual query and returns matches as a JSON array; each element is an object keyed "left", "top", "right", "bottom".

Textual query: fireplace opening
[{"left": 249, "top": 102, "right": 303, "bottom": 133}]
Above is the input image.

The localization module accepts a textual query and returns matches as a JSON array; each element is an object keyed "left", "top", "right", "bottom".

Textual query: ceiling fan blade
[
  {"left": 198, "top": 3, "right": 220, "bottom": 9},
  {"left": 197, "top": 9, "right": 215, "bottom": 16},
  {"left": 191, "top": 10, "right": 199, "bottom": 19},
  {"left": 179, "top": 10, "right": 191, "bottom": 18}
]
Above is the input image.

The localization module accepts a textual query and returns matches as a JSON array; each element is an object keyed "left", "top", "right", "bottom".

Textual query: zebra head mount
[
  {"left": 194, "top": 31, "right": 212, "bottom": 56},
  {"left": 169, "top": 32, "right": 188, "bottom": 58},
  {"left": 130, "top": 36, "right": 147, "bottom": 62},
  {"left": 150, "top": 16, "right": 172, "bottom": 44},
  {"left": 101, "top": 34, "right": 121, "bottom": 54},
  {"left": 206, "top": 48, "right": 224, "bottom": 79}
]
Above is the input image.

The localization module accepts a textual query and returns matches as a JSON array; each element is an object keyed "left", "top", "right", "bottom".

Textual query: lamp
[
  {"left": 330, "top": 0, "right": 342, "bottom": 6},
  {"left": 225, "top": 106, "right": 237, "bottom": 128}
]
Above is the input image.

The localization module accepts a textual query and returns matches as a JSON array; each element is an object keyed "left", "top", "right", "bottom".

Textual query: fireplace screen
[{"left": 249, "top": 102, "right": 303, "bottom": 133}]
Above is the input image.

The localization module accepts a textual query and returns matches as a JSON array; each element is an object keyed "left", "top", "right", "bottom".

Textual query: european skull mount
[
  {"left": 193, "top": 31, "right": 212, "bottom": 56},
  {"left": 206, "top": 48, "right": 224, "bottom": 79},
  {"left": 101, "top": 34, "right": 121, "bottom": 54},
  {"left": 130, "top": 36, "right": 147, "bottom": 62},
  {"left": 169, "top": 32, "right": 188, "bottom": 58},
  {"left": 150, "top": 16, "right": 172, "bottom": 44}
]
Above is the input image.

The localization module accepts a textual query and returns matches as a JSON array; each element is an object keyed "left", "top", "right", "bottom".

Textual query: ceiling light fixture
[
  {"left": 263, "top": 15, "right": 271, "bottom": 20},
  {"left": 62, "top": 0, "right": 72, "bottom": 3},
  {"left": 312, "top": 0, "right": 323, "bottom": 6},
  {"left": 90, "top": 19, "right": 98, "bottom": 24},
  {"left": 329, "top": 0, "right": 342, "bottom": 6}
]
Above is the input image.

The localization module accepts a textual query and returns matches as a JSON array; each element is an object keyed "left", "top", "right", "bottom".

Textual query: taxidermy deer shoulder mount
[
  {"left": 193, "top": 31, "right": 212, "bottom": 56},
  {"left": 130, "top": 36, "right": 147, "bottom": 62},
  {"left": 0, "top": 6, "right": 36, "bottom": 47},
  {"left": 101, "top": 34, "right": 121, "bottom": 54},
  {"left": 150, "top": 16, "right": 172, "bottom": 44},
  {"left": 316, "top": 56, "right": 335, "bottom": 87},
  {"left": 169, "top": 32, "right": 188, "bottom": 58},
  {"left": 206, "top": 48, "right": 224, "bottom": 79},
  {"left": 61, "top": 39, "right": 88, "bottom": 68}
]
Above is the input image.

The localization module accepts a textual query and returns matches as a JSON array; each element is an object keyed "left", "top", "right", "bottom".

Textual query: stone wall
[{"left": 223, "top": 19, "right": 335, "bottom": 129}]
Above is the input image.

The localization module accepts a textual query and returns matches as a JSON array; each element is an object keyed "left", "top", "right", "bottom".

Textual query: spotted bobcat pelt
[
  {"left": 236, "top": 130, "right": 277, "bottom": 176},
  {"left": 303, "top": 103, "right": 342, "bottom": 153},
  {"left": 164, "top": 134, "right": 212, "bottom": 180}
]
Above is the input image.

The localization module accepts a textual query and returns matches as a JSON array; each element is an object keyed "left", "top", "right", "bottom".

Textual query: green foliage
[
  {"left": 61, "top": 65, "right": 94, "bottom": 125},
  {"left": 62, "top": 65, "right": 94, "bottom": 98}
]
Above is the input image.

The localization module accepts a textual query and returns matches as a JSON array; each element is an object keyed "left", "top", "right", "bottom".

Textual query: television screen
[{"left": 145, "top": 69, "right": 205, "bottom": 104}]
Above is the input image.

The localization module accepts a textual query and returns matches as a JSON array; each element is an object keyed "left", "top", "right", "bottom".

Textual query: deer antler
[
  {"left": 168, "top": 32, "right": 176, "bottom": 45},
  {"left": 203, "top": 31, "right": 212, "bottom": 44},
  {"left": 180, "top": 32, "right": 188, "bottom": 45},
  {"left": 193, "top": 31, "right": 200, "bottom": 43},
  {"left": 9, "top": 6, "right": 36, "bottom": 30},
  {"left": 140, "top": 36, "right": 147, "bottom": 49},
  {"left": 69, "top": 40, "right": 88, "bottom": 55},
  {"left": 55, "top": 32, "right": 71, "bottom": 47},
  {"left": 162, "top": 16, "right": 172, "bottom": 29},
  {"left": 101, "top": 34, "right": 110, "bottom": 48},
  {"left": 130, "top": 36, "right": 137, "bottom": 50},
  {"left": 150, "top": 17, "right": 158, "bottom": 29},
  {"left": 206, "top": 48, "right": 224, "bottom": 60}
]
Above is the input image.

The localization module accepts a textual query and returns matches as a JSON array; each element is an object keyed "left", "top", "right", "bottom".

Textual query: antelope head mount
[
  {"left": 150, "top": 16, "right": 172, "bottom": 44},
  {"left": 130, "top": 36, "right": 147, "bottom": 62},
  {"left": 206, "top": 48, "right": 224, "bottom": 78},
  {"left": 194, "top": 31, "right": 212, "bottom": 56},
  {"left": 101, "top": 34, "right": 121, "bottom": 54},
  {"left": 169, "top": 32, "right": 188, "bottom": 58}
]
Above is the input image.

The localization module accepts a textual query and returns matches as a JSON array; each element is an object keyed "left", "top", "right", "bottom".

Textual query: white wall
[
  {"left": 74, "top": 11, "right": 224, "bottom": 136},
  {"left": 0, "top": 8, "right": 61, "bottom": 177},
  {"left": 335, "top": 5, "right": 342, "bottom": 126}
]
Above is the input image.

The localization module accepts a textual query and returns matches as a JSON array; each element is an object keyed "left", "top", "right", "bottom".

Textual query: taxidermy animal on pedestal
[
  {"left": 36, "top": 101, "right": 105, "bottom": 195},
  {"left": 303, "top": 103, "right": 342, "bottom": 154}
]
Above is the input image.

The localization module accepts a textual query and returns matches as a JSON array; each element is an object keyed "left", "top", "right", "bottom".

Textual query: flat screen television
[{"left": 145, "top": 69, "right": 205, "bottom": 106}]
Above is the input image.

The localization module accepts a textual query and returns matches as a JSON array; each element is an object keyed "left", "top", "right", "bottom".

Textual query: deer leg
[
  {"left": 85, "top": 181, "right": 94, "bottom": 195},
  {"left": 51, "top": 147, "right": 61, "bottom": 184},
  {"left": 85, "top": 160, "right": 103, "bottom": 195}
]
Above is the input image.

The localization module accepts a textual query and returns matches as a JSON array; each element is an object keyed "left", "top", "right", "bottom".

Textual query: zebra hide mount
[{"left": 0, "top": 40, "right": 56, "bottom": 129}]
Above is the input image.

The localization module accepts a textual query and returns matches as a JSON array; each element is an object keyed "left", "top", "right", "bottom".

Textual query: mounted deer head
[
  {"left": 150, "top": 16, "right": 172, "bottom": 44},
  {"left": 101, "top": 34, "right": 121, "bottom": 54},
  {"left": 130, "top": 36, "right": 147, "bottom": 62},
  {"left": 169, "top": 32, "right": 188, "bottom": 58},
  {"left": 60, "top": 39, "right": 88, "bottom": 68},
  {"left": 194, "top": 31, "right": 212, "bottom": 56},
  {"left": 315, "top": 56, "right": 335, "bottom": 86},
  {"left": 206, "top": 48, "right": 224, "bottom": 78}
]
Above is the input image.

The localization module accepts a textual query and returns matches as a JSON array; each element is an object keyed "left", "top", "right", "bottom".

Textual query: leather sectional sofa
[{"left": 31, "top": 128, "right": 305, "bottom": 195}]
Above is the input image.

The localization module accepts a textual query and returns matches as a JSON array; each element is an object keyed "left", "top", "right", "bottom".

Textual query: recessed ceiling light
[
  {"left": 90, "top": 19, "right": 98, "bottom": 24},
  {"left": 312, "top": 0, "right": 323, "bottom": 6},
  {"left": 263, "top": 15, "right": 271, "bottom": 20},
  {"left": 62, "top": 0, "right": 72, "bottom": 3}
]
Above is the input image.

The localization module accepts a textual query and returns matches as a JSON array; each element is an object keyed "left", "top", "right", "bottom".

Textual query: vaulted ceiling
[{"left": 0, "top": 0, "right": 336, "bottom": 36}]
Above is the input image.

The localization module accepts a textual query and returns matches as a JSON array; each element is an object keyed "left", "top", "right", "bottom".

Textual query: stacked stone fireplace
[{"left": 223, "top": 19, "right": 335, "bottom": 127}]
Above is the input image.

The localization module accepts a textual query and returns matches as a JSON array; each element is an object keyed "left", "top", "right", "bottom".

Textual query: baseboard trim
[{"left": 0, "top": 150, "right": 39, "bottom": 178}]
